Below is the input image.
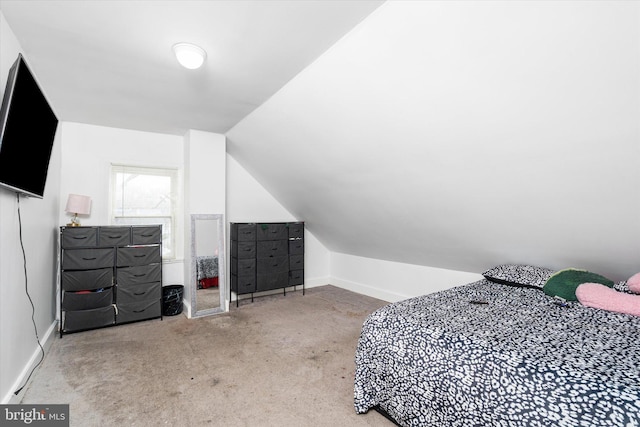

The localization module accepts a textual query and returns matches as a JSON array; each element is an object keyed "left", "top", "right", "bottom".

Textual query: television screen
[{"left": 0, "top": 53, "right": 58, "bottom": 199}]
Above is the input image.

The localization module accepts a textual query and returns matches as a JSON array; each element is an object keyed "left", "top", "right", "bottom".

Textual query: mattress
[{"left": 354, "top": 279, "right": 640, "bottom": 426}]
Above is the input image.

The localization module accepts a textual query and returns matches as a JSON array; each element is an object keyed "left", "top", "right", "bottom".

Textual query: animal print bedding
[{"left": 354, "top": 279, "right": 640, "bottom": 427}]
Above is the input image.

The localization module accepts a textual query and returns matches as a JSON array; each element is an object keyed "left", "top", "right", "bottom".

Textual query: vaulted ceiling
[{"left": 2, "top": 1, "right": 638, "bottom": 281}]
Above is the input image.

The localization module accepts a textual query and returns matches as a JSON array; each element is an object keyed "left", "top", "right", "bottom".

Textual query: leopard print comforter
[{"left": 354, "top": 279, "right": 640, "bottom": 426}]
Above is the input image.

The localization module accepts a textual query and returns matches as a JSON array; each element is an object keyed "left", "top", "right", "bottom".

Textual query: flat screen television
[{"left": 0, "top": 53, "right": 58, "bottom": 199}]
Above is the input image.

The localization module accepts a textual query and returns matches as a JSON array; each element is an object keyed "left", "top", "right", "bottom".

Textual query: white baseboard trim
[
  {"left": 329, "top": 276, "right": 403, "bottom": 303},
  {"left": 304, "top": 276, "right": 331, "bottom": 288},
  {"left": 183, "top": 299, "right": 192, "bottom": 318},
  {"left": 3, "top": 320, "right": 58, "bottom": 404}
]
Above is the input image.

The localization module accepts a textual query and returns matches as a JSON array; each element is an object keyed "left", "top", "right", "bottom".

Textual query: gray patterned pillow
[{"left": 483, "top": 264, "right": 555, "bottom": 289}]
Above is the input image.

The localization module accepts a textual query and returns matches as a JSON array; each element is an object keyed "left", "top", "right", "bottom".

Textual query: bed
[
  {"left": 196, "top": 255, "right": 219, "bottom": 289},
  {"left": 354, "top": 266, "right": 640, "bottom": 427}
]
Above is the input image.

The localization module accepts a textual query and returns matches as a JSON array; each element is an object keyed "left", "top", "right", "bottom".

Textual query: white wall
[
  {"left": 226, "top": 150, "right": 487, "bottom": 303},
  {"left": 58, "top": 122, "right": 186, "bottom": 285},
  {"left": 330, "top": 253, "right": 482, "bottom": 303},
  {"left": 226, "top": 154, "right": 331, "bottom": 290},
  {"left": 182, "top": 130, "right": 226, "bottom": 316},
  {"left": 58, "top": 122, "right": 184, "bottom": 225},
  {"left": 0, "top": 12, "right": 61, "bottom": 403},
  {"left": 227, "top": 152, "right": 482, "bottom": 303},
  {"left": 184, "top": 130, "right": 226, "bottom": 215},
  {"left": 60, "top": 124, "right": 231, "bottom": 318}
]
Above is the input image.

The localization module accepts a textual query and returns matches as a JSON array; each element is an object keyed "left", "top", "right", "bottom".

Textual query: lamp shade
[{"left": 65, "top": 194, "right": 91, "bottom": 215}]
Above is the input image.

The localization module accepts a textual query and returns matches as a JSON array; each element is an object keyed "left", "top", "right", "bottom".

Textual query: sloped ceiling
[{"left": 227, "top": 1, "right": 640, "bottom": 281}]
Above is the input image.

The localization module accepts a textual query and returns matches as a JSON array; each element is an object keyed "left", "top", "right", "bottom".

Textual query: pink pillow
[
  {"left": 628, "top": 272, "right": 640, "bottom": 294},
  {"left": 576, "top": 282, "right": 640, "bottom": 317}
]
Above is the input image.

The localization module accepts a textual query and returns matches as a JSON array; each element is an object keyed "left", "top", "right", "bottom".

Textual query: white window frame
[{"left": 109, "top": 164, "right": 180, "bottom": 260}]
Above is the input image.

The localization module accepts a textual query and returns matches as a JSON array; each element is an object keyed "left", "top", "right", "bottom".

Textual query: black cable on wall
[{"left": 13, "top": 192, "right": 46, "bottom": 396}]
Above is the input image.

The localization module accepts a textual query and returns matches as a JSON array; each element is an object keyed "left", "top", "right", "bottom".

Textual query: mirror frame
[{"left": 190, "top": 213, "right": 226, "bottom": 317}]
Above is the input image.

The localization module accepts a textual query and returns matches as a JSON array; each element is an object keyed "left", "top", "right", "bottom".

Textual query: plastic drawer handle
[
  {"left": 133, "top": 274, "right": 146, "bottom": 277},
  {"left": 107, "top": 235, "right": 123, "bottom": 239},
  {"left": 82, "top": 257, "right": 97, "bottom": 260},
  {"left": 141, "top": 234, "right": 153, "bottom": 237},
  {"left": 72, "top": 236, "right": 87, "bottom": 240},
  {"left": 134, "top": 292, "right": 146, "bottom": 296},
  {"left": 134, "top": 254, "right": 147, "bottom": 258},
  {"left": 133, "top": 309, "right": 145, "bottom": 313}
]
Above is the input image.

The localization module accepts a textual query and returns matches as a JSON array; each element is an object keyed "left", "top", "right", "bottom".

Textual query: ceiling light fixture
[{"left": 172, "top": 42, "right": 206, "bottom": 69}]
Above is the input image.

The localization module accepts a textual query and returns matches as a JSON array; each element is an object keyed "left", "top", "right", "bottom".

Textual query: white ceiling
[{"left": 0, "top": 0, "right": 384, "bottom": 135}]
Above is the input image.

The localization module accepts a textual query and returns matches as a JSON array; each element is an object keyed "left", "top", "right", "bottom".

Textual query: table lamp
[{"left": 65, "top": 194, "right": 91, "bottom": 227}]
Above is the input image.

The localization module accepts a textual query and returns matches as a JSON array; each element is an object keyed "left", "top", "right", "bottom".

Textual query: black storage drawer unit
[
  {"left": 289, "top": 269, "right": 304, "bottom": 286},
  {"left": 59, "top": 225, "right": 163, "bottom": 336},
  {"left": 230, "top": 222, "right": 304, "bottom": 306},
  {"left": 257, "top": 272, "right": 289, "bottom": 291},
  {"left": 62, "top": 248, "right": 114, "bottom": 270},
  {"left": 63, "top": 306, "right": 115, "bottom": 332},
  {"left": 257, "top": 256, "right": 289, "bottom": 273},
  {"left": 257, "top": 240, "right": 288, "bottom": 258},
  {"left": 231, "top": 258, "right": 256, "bottom": 275},
  {"left": 117, "top": 264, "right": 162, "bottom": 286},
  {"left": 61, "top": 227, "right": 98, "bottom": 248},
  {"left": 117, "top": 300, "right": 162, "bottom": 324},
  {"left": 132, "top": 226, "right": 162, "bottom": 245},
  {"left": 62, "top": 268, "right": 113, "bottom": 292},
  {"left": 289, "top": 255, "right": 304, "bottom": 272},
  {"left": 231, "top": 275, "right": 256, "bottom": 295},
  {"left": 233, "top": 241, "right": 256, "bottom": 258},
  {"left": 233, "top": 223, "right": 257, "bottom": 241},
  {"left": 99, "top": 227, "right": 131, "bottom": 247},
  {"left": 117, "top": 246, "right": 161, "bottom": 267},
  {"left": 256, "top": 223, "right": 288, "bottom": 241},
  {"left": 62, "top": 288, "right": 113, "bottom": 311},
  {"left": 289, "top": 240, "right": 304, "bottom": 255},
  {"left": 117, "top": 281, "right": 161, "bottom": 305},
  {"left": 288, "top": 223, "right": 304, "bottom": 238}
]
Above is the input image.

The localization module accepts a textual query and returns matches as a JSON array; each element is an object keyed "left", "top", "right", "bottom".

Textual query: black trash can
[{"left": 162, "top": 285, "right": 184, "bottom": 316}]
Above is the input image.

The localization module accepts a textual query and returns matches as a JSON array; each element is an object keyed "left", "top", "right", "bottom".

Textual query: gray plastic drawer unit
[{"left": 59, "top": 225, "right": 163, "bottom": 336}]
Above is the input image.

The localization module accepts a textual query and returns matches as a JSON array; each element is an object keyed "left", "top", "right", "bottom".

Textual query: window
[{"left": 110, "top": 164, "right": 179, "bottom": 259}]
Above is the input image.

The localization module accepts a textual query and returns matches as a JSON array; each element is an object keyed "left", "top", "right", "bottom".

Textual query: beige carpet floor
[{"left": 21, "top": 285, "right": 393, "bottom": 426}]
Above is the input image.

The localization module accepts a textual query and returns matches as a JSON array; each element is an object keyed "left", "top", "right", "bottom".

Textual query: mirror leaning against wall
[{"left": 190, "top": 214, "right": 226, "bottom": 317}]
